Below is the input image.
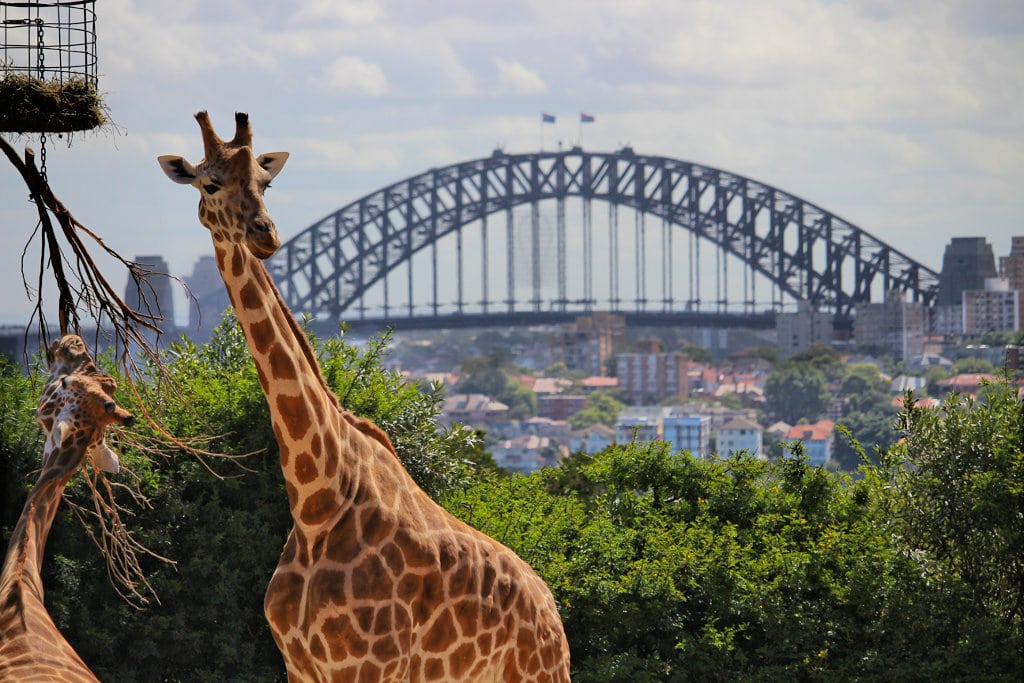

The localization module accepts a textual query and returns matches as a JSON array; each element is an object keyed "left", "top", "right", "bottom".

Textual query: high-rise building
[
  {"left": 999, "top": 236, "right": 1024, "bottom": 291},
  {"left": 615, "top": 351, "right": 689, "bottom": 405},
  {"left": 998, "top": 237, "right": 1024, "bottom": 330},
  {"left": 550, "top": 312, "right": 624, "bottom": 376},
  {"left": 962, "top": 279, "right": 1020, "bottom": 334},
  {"left": 854, "top": 289, "right": 927, "bottom": 360},
  {"left": 936, "top": 237, "right": 998, "bottom": 336},
  {"left": 124, "top": 255, "right": 176, "bottom": 334},
  {"left": 775, "top": 300, "right": 833, "bottom": 358}
]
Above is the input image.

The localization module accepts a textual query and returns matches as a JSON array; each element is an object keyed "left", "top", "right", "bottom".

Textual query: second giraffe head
[{"left": 158, "top": 112, "right": 289, "bottom": 259}]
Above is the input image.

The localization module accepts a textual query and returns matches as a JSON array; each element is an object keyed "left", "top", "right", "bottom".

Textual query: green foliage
[
  {"left": 833, "top": 407, "right": 898, "bottom": 469},
  {"left": 881, "top": 384, "right": 1024, "bottom": 635},
  {"left": 764, "top": 362, "right": 831, "bottom": 423},
  {"left": 568, "top": 391, "right": 625, "bottom": 430},
  {"left": 951, "top": 356, "right": 996, "bottom": 375}
]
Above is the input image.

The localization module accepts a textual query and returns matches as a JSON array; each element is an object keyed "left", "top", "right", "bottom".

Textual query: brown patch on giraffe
[
  {"left": 419, "top": 572, "right": 445, "bottom": 613},
  {"left": 265, "top": 570, "right": 304, "bottom": 631},
  {"left": 304, "top": 385, "right": 327, "bottom": 424},
  {"left": 238, "top": 279, "right": 262, "bottom": 312},
  {"left": 267, "top": 342, "right": 298, "bottom": 381},
  {"left": 231, "top": 247, "right": 245, "bottom": 278},
  {"left": 293, "top": 452, "right": 318, "bottom": 485},
  {"left": 372, "top": 605, "right": 393, "bottom": 635},
  {"left": 323, "top": 614, "right": 369, "bottom": 659},
  {"left": 275, "top": 394, "right": 309, "bottom": 440},
  {"left": 380, "top": 541, "right": 405, "bottom": 576},
  {"left": 308, "top": 633, "right": 327, "bottom": 662},
  {"left": 352, "top": 605, "right": 374, "bottom": 633},
  {"left": 423, "top": 657, "right": 446, "bottom": 680},
  {"left": 350, "top": 554, "right": 393, "bottom": 601},
  {"left": 308, "top": 568, "right": 347, "bottom": 610},
  {"left": 448, "top": 558, "right": 475, "bottom": 597},
  {"left": 357, "top": 661, "right": 381, "bottom": 683},
  {"left": 420, "top": 603, "right": 455, "bottom": 652},
  {"left": 517, "top": 628, "right": 538, "bottom": 670},
  {"left": 323, "top": 515, "right": 361, "bottom": 563},
  {"left": 477, "top": 630, "right": 493, "bottom": 656},
  {"left": 371, "top": 632, "right": 400, "bottom": 661},
  {"left": 343, "top": 412, "right": 399, "bottom": 457},
  {"left": 284, "top": 638, "right": 318, "bottom": 678},
  {"left": 299, "top": 487, "right": 337, "bottom": 527},
  {"left": 358, "top": 507, "right": 393, "bottom": 547},
  {"left": 450, "top": 641, "right": 478, "bottom": 678},
  {"left": 249, "top": 317, "right": 274, "bottom": 354},
  {"left": 454, "top": 598, "right": 480, "bottom": 638},
  {"left": 393, "top": 527, "right": 434, "bottom": 569}
]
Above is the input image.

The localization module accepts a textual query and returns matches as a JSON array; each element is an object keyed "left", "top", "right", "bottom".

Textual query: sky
[{"left": 1, "top": 0, "right": 1022, "bottom": 326}]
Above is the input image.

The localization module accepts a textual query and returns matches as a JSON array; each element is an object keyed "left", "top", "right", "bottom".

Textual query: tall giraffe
[
  {"left": 159, "top": 112, "right": 571, "bottom": 681},
  {"left": 0, "top": 370, "right": 134, "bottom": 682}
]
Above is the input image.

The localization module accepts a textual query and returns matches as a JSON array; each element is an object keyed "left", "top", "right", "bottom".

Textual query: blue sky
[{"left": 1, "top": 0, "right": 1021, "bottom": 325}]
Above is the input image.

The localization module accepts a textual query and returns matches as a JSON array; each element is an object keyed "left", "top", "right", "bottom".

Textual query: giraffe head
[
  {"left": 36, "top": 373, "right": 134, "bottom": 473},
  {"left": 158, "top": 111, "right": 289, "bottom": 259}
]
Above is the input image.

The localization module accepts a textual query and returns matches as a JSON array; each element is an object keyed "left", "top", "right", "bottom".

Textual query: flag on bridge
[
  {"left": 580, "top": 112, "right": 595, "bottom": 123},
  {"left": 541, "top": 112, "right": 556, "bottom": 124}
]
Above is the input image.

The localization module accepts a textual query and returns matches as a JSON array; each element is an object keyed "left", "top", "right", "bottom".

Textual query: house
[
  {"left": 784, "top": 420, "right": 835, "bottom": 466},
  {"left": 492, "top": 434, "right": 564, "bottom": 473},
  {"left": 439, "top": 393, "right": 509, "bottom": 427},
  {"left": 936, "top": 373, "right": 998, "bottom": 397},
  {"left": 716, "top": 417, "right": 764, "bottom": 459},
  {"left": 569, "top": 423, "right": 616, "bottom": 454}
]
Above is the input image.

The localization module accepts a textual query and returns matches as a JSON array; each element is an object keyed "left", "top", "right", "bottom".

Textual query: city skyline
[{"left": 1, "top": 0, "right": 1021, "bottom": 326}]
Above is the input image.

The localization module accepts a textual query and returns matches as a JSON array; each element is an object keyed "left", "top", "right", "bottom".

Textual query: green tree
[
  {"left": 880, "top": 383, "right": 1024, "bottom": 652},
  {"left": 568, "top": 391, "right": 624, "bottom": 429},
  {"left": 838, "top": 362, "right": 891, "bottom": 413},
  {"left": 764, "top": 362, "right": 831, "bottom": 423},
  {"left": 951, "top": 356, "right": 996, "bottom": 375}
]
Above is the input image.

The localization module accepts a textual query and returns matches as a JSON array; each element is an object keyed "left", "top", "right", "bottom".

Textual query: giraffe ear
[
  {"left": 89, "top": 442, "right": 121, "bottom": 475},
  {"left": 257, "top": 152, "right": 289, "bottom": 180},
  {"left": 158, "top": 155, "right": 198, "bottom": 184}
]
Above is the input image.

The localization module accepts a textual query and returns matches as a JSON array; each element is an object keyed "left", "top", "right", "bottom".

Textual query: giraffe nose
[
  {"left": 122, "top": 414, "right": 135, "bottom": 428},
  {"left": 253, "top": 215, "right": 275, "bottom": 233}
]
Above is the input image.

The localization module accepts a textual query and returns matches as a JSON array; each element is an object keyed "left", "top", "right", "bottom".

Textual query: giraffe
[
  {"left": 0, "top": 371, "right": 134, "bottom": 682},
  {"left": 159, "top": 112, "right": 571, "bottom": 681},
  {"left": 41, "top": 335, "right": 120, "bottom": 474}
]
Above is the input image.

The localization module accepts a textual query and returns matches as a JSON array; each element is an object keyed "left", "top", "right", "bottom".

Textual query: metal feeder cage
[{"left": 0, "top": 0, "right": 101, "bottom": 133}]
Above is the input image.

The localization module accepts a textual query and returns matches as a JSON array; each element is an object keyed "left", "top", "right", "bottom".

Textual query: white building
[{"left": 716, "top": 417, "right": 764, "bottom": 459}]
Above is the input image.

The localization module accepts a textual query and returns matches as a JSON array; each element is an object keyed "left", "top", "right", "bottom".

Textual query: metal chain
[{"left": 35, "top": 18, "right": 47, "bottom": 181}]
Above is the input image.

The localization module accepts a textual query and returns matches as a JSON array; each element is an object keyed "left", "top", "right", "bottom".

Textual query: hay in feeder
[{"left": 0, "top": 71, "right": 107, "bottom": 133}]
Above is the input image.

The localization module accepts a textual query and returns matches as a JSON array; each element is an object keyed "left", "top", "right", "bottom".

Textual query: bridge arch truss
[{"left": 269, "top": 148, "right": 939, "bottom": 328}]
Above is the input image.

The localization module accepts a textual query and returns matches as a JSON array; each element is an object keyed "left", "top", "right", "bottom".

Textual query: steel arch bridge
[{"left": 268, "top": 147, "right": 939, "bottom": 332}]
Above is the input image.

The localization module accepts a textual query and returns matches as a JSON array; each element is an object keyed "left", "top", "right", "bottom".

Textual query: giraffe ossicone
[
  {"left": 0, "top": 369, "right": 134, "bottom": 682},
  {"left": 160, "top": 112, "right": 571, "bottom": 681}
]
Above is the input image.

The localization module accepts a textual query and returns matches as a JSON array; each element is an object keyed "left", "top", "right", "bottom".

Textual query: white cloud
[
  {"left": 321, "top": 56, "right": 389, "bottom": 96},
  {"left": 291, "top": 0, "right": 384, "bottom": 25},
  {"left": 494, "top": 58, "right": 547, "bottom": 95}
]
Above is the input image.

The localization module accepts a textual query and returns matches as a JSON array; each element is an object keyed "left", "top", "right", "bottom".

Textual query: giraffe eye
[{"left": 203, "top": 182, "right": 221, "bottom": 195}]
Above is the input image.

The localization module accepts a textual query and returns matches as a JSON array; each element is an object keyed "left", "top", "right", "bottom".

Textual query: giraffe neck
[
  {"left": 1, "top": 447, "right": 82, "bottom": 609},
  {"left": 214, "top": 242, "right": 362, "bottom": 530}
]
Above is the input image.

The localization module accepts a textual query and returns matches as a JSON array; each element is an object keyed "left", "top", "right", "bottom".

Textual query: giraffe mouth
[{"left": 247, "top": 224, "right": 281, "bottom": 259}]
